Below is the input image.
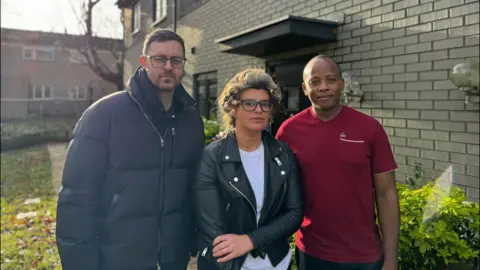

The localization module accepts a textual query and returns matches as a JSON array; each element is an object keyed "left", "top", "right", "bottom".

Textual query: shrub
[
  {"left": 397, "top": 181, "right": 479, "bottom": 269},
  {"left": 203, "top": 118, "right": 221, "bottom": 145},
  {"left": 287, "top": 177, "right": 479, "bottom": 269},
  {"left": 1, "top": 119, "right": 74, "bottom": 152}
]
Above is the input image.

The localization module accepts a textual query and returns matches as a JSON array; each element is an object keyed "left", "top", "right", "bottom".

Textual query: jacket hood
[{"left": 126, "top": 66, "right": 196, "bottom": 110}]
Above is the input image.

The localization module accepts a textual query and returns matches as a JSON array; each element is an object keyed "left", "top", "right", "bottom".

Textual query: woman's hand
[{"left": 212, "top": 234, "right": 254, "bottom": 262}]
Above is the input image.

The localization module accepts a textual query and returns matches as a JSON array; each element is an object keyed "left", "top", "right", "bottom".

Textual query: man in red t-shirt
[{"left": 276, "top": 55, "right": 400, "bottom": 270}]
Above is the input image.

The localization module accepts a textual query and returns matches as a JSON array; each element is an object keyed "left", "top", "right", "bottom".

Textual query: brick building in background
[
  {"left": 0, "top": 28, "right": 121, "bottom": 120},
  {"left": 116, "top": 0, "right": 479, "bottom": 201}
]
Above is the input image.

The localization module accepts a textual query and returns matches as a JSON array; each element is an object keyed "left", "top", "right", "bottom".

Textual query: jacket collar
[
  {"left": 221, "top": 130, "right": 284, "bottom": 163},
  {"left": 126, "top": 66, "right": 196, "bottom": 112}
]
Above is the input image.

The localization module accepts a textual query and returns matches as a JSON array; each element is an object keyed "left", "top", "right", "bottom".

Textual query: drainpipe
[{"left": 172, "top": 0, "right": 176, "bottom": 32}]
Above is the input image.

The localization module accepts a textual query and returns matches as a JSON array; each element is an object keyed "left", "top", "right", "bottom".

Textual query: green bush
[
  {"left": 397, "top": 180, "right": 479, "bottom": 269},
  {"left": 287, "top": 179, "right": 479, "bottom": 269},
  {"left": 203, "top": 118, "right": 221, "bottom": 145},
  {"left": 0, "top": 119, "right": 75, "bottom": 140},
  {"left": 1, "top": 119, "right": 74, "bottom": 152}
]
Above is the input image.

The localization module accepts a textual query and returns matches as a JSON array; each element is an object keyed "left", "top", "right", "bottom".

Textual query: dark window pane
[
  {"left": 34, "top": 87, "right": 42, "bottom": 98},
  {"left": 78, "top": 88, "right": 86, "bottom": 99},
  {"left": 44, "top": 86, "right": 52, "bottom": 98}
]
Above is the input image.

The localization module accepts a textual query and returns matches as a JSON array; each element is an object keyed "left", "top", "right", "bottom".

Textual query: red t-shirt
[{"left": 275, "top": 106, "right": 397, "bottom": 263}]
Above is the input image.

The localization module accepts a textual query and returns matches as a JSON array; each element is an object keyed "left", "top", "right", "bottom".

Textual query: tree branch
[{"left": 67, "top": 0, "right": 124, "bottom": 91}]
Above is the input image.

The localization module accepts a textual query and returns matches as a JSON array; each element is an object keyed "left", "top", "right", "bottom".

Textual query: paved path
[
  {"left": 46, "top": 142, "right": 198, "bottom": 269},
  {"left": 47, "top": 142, "right": 69, "bottom": 193}
]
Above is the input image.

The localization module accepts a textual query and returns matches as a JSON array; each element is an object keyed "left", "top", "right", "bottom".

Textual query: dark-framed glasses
[
  {"left": 240, "top": 99, "right": 273, "bottom": 112},
  {"left": 145, "top": 55, "right": 186, "bottom": 68}
]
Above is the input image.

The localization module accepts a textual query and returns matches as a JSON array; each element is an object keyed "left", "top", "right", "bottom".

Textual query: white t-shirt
[{"left": 239, "top": 143, "right": 291, "bottom": 270}]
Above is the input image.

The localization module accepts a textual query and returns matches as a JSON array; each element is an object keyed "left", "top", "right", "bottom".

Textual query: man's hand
[{"left": 212, "top": 234, "right": 254, "bottom": 263}]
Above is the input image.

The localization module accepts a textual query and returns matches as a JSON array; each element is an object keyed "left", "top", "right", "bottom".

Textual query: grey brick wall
[{"left": 123, "top": 0, "right": 480, "bottom": 201}]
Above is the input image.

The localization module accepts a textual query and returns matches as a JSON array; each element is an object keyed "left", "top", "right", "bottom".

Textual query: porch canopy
[{"left": 215, "top": 15, "right": 340, "bottom": 57}]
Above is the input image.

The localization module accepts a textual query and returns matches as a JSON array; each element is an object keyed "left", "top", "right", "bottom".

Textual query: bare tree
[{"left": 68, "top": 0, "right": 125, "bottom": 91}]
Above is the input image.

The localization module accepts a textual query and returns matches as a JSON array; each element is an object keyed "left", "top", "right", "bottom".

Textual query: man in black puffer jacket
[{"left": 56, "top": 29, "right": 204, "bottom": 270}]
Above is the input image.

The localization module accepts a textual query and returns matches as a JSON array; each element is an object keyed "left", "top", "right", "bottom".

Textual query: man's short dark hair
[{"left": 142, "top": 29, "right": 185, "bottom": 55}]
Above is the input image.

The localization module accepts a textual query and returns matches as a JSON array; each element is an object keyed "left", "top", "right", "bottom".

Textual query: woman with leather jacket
[{"left": 194, "top": 68, "right": 304, "bottom": 270}]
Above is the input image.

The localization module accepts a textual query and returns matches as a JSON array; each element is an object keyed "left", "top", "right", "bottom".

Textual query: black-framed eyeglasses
[
  {"left": 240, "top": 99, "right": 273, "bottom": 112},
  {"left": 145, "top": 55, "right": 186, "bottom": 68}
]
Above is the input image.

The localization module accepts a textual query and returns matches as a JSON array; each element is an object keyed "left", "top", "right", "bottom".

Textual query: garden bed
[{"left": 1, "top": 119, "right": 75, "bottom": 152}]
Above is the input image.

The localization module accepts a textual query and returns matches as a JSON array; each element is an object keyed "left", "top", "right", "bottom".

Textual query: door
[{"left": 267, "top": 56, "right": 313, "bottom": 135}]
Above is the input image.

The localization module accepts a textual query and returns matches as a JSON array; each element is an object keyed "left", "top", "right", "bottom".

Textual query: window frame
[
  {"left": 132, "top": 2, "right": 141, "bottom": 34},
  {"left": 194, "top": 71, "right": 218, "bottom": 119},
  {"left": 152, "top": 0, "right": 167, "bottom": 25},
  {"left": 69, "top": 86, "right": 87, "bottom": 100},
  {"left": 31, "top": 85, "right": 54, "bottom": 100},
  {"left": 22, "top": 47, "right": 34, "bottom": 60},
  {"left": 22, "top": 47, "right": 55, "bottom": 61}
]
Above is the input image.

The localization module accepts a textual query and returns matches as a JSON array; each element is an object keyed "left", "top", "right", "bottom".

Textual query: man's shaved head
[{"left": 303, "top": 55, "right": 342, "bottom": 81}]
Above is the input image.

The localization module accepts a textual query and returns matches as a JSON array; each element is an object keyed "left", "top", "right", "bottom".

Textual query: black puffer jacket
[
  {"left": 56, "top": 68, "right": 204, "bottom": 270},
  {"left": 194, "top": 131, "right": 303, "bottom": 270}
]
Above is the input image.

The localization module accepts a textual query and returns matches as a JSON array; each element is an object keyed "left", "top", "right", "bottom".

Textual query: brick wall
[{"left": 123, "top": 0, "right": 480, "bottom": 201}]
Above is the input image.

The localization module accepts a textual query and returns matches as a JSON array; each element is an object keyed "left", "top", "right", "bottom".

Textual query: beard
[
  {"left": 157, "top": 85, "right": 175, "bottom": 92},
  {"left": 155, "top": 75, "right": 179, "bottom": 92}
]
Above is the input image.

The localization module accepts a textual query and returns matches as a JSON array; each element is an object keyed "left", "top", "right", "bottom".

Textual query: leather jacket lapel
[
  {"left": 220, "top": 131, "right": 289, "bottom": 225},
  {"left": 258, "top": 132, "right": 289, "bottom": 225},
  {"left": 222, "top": 133, "right": 257, "bottom": 213}
]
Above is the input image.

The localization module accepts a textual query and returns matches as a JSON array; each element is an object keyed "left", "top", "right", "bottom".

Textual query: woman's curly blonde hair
[{"left": 217, "top": 68, "right": 282, "bottom": 133}]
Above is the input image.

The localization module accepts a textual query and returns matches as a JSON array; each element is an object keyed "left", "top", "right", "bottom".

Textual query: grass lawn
[{"left": 1, "top": 146, "right": 61, "bottom": 270}]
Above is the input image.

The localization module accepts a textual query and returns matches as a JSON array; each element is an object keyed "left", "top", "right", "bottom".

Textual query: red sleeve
[{"left": 371, "top": 120, "right": 397, "bottom": 174}]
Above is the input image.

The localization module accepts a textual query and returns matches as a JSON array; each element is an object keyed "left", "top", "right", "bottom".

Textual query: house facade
[
  {"left": 117, "top": 0, "right": 479, "bottom": 201},
  {"left": 0, "top": 28, "right": 121, "bottom": 120}
]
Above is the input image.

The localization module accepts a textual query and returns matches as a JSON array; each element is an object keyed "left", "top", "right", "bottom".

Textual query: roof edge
[{"left": 215, "top": 15, "right": 341, "bottom": 44}]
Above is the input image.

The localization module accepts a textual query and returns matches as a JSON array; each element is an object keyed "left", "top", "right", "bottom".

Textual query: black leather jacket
[{"left": 194, "top": 131, "right": 303, "bottom": 270}]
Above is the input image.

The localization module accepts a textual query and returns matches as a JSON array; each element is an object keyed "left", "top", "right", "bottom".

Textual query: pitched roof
[{"left": 0, "top": 28, "right": 122, "bottom": 51}]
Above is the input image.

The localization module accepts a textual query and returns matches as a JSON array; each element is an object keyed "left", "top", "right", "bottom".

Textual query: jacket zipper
[
  {"left": 201, "top": 247, "right": 208, "bottom": 257},
  {"left": 171, "top": 127, "right": 176, "bottom": 161},
  {"left": 225, "top": 202, "right": 230, "bottom": 213},
  {"left": 229, "top": 181, "right": 257, "bottom": 218},
  {"left": 128, "top": 92, "right": 167, "bottom": 256},
  {"left": 129, "top": 93, "right": 197, "bottom": 256}
]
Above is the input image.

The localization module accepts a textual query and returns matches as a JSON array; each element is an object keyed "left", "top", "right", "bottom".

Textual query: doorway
[{"left": 267, "top": 55, "right": 313, "bottom": 135}]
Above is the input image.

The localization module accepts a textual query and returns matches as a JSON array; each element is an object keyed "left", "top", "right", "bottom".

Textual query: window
[
  {"left": 194, "top": 72, "right": 217, "bottom": 119},
  {"left": 22, "top": 47, "right": 54, "bottom": 61},
  {"left": 132, "top": 2, "right": 141, "bottom": 33},
  {"left": 23, "top": 48, "right": 34, "bottom": 59},
  {"left": 153, "top": 0, "right": 167, "bottom": 23},
  {"left": 69, "top": 86, "right": 87, "bottom": 100},
  {"left": 31, "top": 85, "right": 54, "bottom": 100},
  {"left": 36, "top": 48, "right": 54, "bottom": 61}
]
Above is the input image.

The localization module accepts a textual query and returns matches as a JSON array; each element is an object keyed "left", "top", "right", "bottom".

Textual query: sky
[{"left": 1, "top": 0, "right": 123, "bottom": 39}]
